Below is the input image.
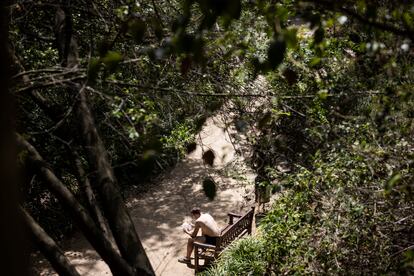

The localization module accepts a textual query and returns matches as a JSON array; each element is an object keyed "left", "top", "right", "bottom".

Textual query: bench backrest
[{"left": 216, "top": 208, "right": 254, "bottom": 251}]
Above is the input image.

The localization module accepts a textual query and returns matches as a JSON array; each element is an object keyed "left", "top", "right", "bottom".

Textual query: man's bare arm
[{"left": 188, "top": 222, "right": 200, "bottom": 238}]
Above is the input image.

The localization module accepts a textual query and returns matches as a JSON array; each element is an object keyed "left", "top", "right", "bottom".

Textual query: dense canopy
[{"left": 0, "top": 0, "right": 413, "bottom": 275}]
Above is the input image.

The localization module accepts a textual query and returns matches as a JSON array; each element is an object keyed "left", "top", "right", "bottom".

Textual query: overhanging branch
[{"left": 304, "top": 0, "right": 414, "bottom": 39}]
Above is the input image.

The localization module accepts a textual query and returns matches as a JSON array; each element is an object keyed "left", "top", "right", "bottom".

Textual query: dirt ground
[{"left": 35, "top": 113, "right": 256, "bottom": 276}]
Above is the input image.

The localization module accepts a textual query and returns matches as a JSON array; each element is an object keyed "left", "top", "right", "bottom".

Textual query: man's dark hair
[{"left": 191, "top": 207, "right": 201, "bottom": 215}]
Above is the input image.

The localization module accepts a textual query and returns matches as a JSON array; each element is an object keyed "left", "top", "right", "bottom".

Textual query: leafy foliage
[
  {"left": 207, "top": 120, "right": 414, "bottom": 274},
  {"left": 196, "top": 1, "right": 414, "bottom": 274},
  {"left": 9, "top": 0, "right": 414, "bottom": 273},
  {"left": 12, "top": 0, "right": 237, "bottom": 240},
  {"left": 203, "top": 237, "right": 267, "bottom": 276}
]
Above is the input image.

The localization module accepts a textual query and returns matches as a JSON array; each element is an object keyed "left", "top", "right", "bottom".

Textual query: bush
[
  {"left": 207, "top": 122, "right": 414, "bottom": 275},
  {"left": 203, "top": 237, "right": 267, "bottom": 276}
]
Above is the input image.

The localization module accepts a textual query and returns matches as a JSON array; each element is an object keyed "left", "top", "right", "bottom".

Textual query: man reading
[{"left": 178, "top": 207, "right": 220, "bottom": 264}]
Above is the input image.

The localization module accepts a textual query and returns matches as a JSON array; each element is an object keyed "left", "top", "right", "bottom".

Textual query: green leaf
[
  {"left": 282, "top": 68, "right": 298, "bottom": 85},
  {"left": 267, "top": 38, "right": 286, "bottom": 70},
  {"left": 403, "top": 12, "right": 413, "bottom": 28},
  {"left": 258, "top": 112, "right": 272, "bottom": 129},
  {"left": 365, "top": 4, "right": 377, "bottom": 19},
  {"left": 102, "top": 51, "right": 123, "bottom": 72},
  {"left": 318, "top": 89, "right": 329, "bottom": 100},
  {"left": 87, "top": 58, "right": 101, "bottom": 82},
  {"left": 308, "top": 13, "right": 321, "bottom": 28},
  {"left": 128, "top": 17, "right": 147, "bottom": 43},
  {"left": 150, "top": 17, "right": 163, "bottom": 40},
  {"left": 186, "top": 142, "right": 197, "bottom": 154},
  {"left": 202, "top": 150, "right": 215, "bottom": 166},
  {"left": 97, "top": 40, "right": 111, "bottom": 57},
  {"left": 174, "top": 32, "right": 195, "bottom": 53},
  {"left": 384, "top": 173, "right": 402, "bottom": 194},
  {"left": 283, "top": 28, "right": 298, "bottom": 49},
  {"left": 276, "top": 4, "right": 289, "bottom": 22},
  {"left": 357, "top": 0, "right": 366, "bottom": 13},
  {"left": 309, "top": 57, "right": 321, "bottom": 67},
  {"left": 313, "top": 27, "right": 324, "bottom": 44},
  {"left": 225, "top": 0, "right": 241, "bottom": 20},
  {"left": 143, "top": 149, "right": 157, "bottom": 160},
  {"left": 202, "top": 177, "right": 217, "bottom": 200},
  {"left": 180, "top": 56, "right": 192, "bottom": 74},
  {"left": 192, "top": 36, "right": 205, "bottom": 62}
]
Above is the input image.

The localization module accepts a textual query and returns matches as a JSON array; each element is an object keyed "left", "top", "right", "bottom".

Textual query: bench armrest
[
  {"left": 227, "top": 212, "right": 242, "bottom": 224},
  {"left": 194, "top": 241, "right": 217, "bottom": 250}
]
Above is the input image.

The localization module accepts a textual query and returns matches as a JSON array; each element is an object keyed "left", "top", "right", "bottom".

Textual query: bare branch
[
  {"left": 12, "top": 68, "right": 64, "bottom": 80},
  {"left": 16, "top": 75, "right": 87, "bottom": 93},
  {"left": 20, "top": 207, "right": 81, "bottom": 276},
  {"left": 305, "top": 0, "right": 414, "bottom": 39},
  {"left": 104, "top": 80, "right": 384, "bottom": 99},
  {"left": 16, "top": 134, "right": 135, "bottom": 276}
]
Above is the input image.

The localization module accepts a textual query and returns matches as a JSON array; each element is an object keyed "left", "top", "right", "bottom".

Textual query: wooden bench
[{"left": 193, "top": 207, "right": 255, "bottom": 272}]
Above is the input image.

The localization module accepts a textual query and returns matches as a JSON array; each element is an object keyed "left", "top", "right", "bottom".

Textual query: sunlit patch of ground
[{"left": 34, "top": 111, "right": 256, "bottom": 276}]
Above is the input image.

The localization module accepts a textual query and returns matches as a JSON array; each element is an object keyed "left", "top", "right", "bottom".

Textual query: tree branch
[
  {"left": 16, "top": 75, "right": 86, "bottom": 94},
  {"left": 104, "top": 80, "right": 384, "bottom": 99},
  {"left": 306, "top": 0, "right": 414, "bottom": 39},
  {"left": 20, "top": 207, "right": 81, "bottom": 276},
  {"left": 75, "top": 85, "right": 155, "bottom": 275},
  {"left": 16, "top": 134, "right": 135, "bottom": 276}
]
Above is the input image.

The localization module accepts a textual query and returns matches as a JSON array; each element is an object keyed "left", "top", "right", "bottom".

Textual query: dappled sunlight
[
  {"left": 33, "top": 249, "right": 111, "bottom": 276},
  {"left": 129, "top": 114, "right": 255, "bottom": 275},
  {"left": 36, "top": 112, "right": 256, "bottom": 276}
]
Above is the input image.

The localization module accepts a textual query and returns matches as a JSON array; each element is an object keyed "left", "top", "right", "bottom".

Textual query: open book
[{"left": 182, "top": 222, "right": 194, "bottom": 233}]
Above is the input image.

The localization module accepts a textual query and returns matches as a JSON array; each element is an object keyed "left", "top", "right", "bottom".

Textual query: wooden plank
[{"left": 194, "top": 207, "right": 255, "bottom": 272}]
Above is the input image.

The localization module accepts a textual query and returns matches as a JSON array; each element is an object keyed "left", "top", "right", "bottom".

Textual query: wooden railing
[{"left": 193, "top": 207, "right": 255, "bottom": 272}]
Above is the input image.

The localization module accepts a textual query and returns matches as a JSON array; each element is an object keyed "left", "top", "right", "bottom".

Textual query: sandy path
[{"left": 36, "top": 113, "right": 256, "bottom": 276}]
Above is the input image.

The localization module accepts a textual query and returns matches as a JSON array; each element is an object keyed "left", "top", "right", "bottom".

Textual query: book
[{"left": 182, "top": 222, "right": 194, "bottom": 233}]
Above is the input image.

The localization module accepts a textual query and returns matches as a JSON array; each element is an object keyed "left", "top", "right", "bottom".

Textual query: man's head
[{"left": 190, "top": 207, "right": 201, "bottom": 219}]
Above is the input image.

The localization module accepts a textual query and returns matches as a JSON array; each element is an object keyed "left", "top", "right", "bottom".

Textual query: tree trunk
[
  {"left": 55, "top": 2, "right": 153, "bottom": 272},
  {"left": 20, "top": 207, "right": 81, "bottom": 276},
  {"left": 77, "top": 89, "right": 155, "bottom": 275},
  {"left": 16, "top": 135, "right": 135, "bottom": 276},
  {"left": 0, "top": 1, "right": 29, "bottom": 275},
  {"left": 71, "top": 148, "right": 112, "bottom": 239}
]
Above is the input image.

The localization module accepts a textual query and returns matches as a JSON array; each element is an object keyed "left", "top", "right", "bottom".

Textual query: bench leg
[{"left": 195, "top": 248, "right": 199, "bottom": 272}]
